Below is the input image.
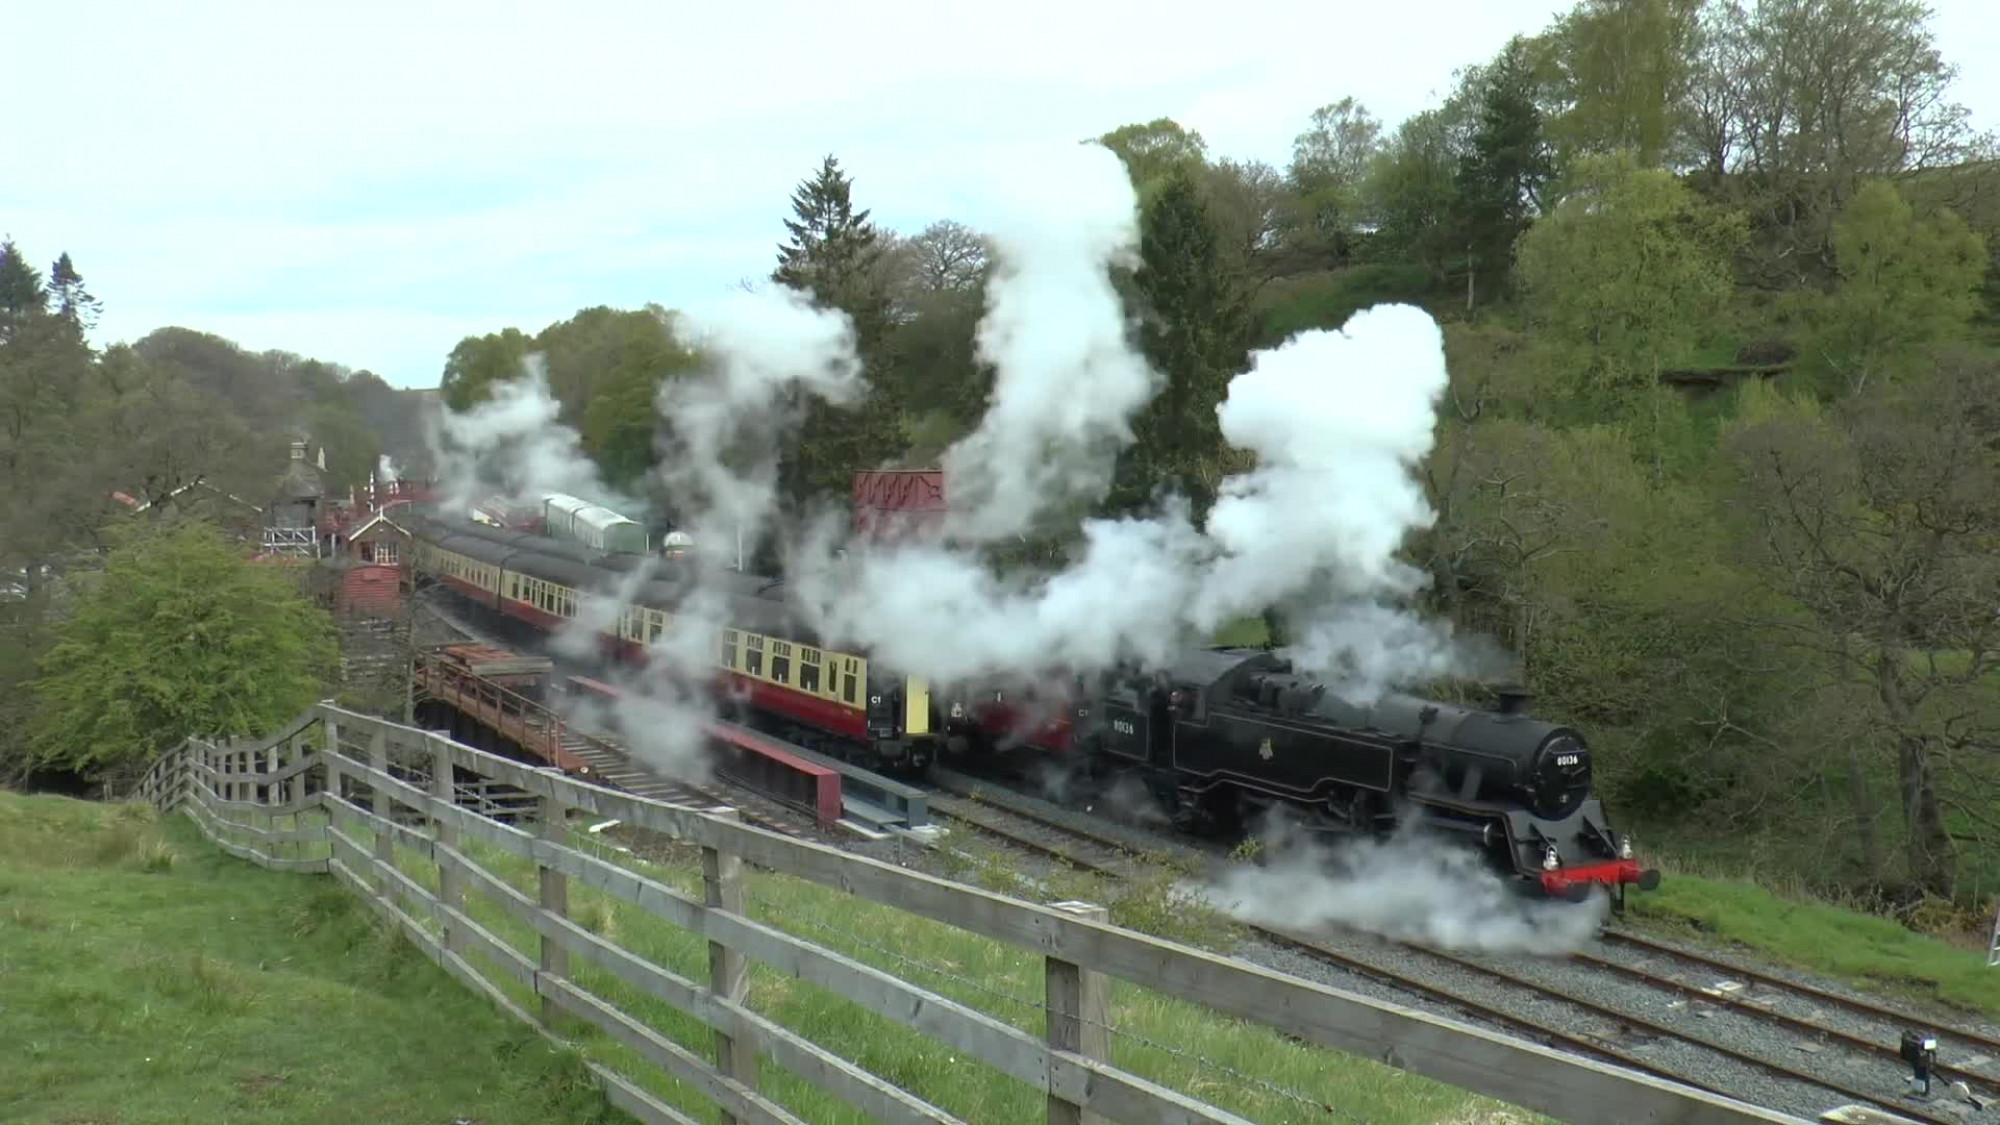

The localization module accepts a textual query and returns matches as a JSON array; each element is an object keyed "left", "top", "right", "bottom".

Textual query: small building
[
  {"left": 316, "top": 507, "right": 412, "bottom": 618},
  {"left": 341, "top": 509, "right": 411, "bottom": 568},
  {"left": 265, "top": 436, "right": 328, "bottom": 557}
]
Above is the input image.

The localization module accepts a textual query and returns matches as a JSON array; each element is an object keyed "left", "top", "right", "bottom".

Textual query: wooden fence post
[
  {"left": 369, "top": 728, "right": 394, "bottom": 894},
  {"left": 1045, "top": 900, "right": 1111, "bottom": 1125},
  {"left": 703, "top": 807, "right": 757, "bottom": 1118},
  {"left": 432, "top": 736, "right": 465, "bottom": 954},
  {"left": 537, "top": 789, "right": 571, "bottom": 1027},
  {"left": 323, "top": 717, "right": 344, "bottom": 866}
]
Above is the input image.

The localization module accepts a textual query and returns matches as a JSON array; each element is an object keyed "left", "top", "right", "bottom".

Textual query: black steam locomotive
[{"left": 1070, "top": 647, "right": 1660, "bottom": 906}]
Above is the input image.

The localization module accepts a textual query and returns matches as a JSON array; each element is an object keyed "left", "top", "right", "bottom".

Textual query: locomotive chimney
[{"left": 1494, "top": 685, "right": 1532, "bottom": 716}]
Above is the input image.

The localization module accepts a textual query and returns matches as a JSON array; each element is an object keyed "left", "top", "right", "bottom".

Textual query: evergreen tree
[
  {"left": 767, "top": 155, "right": 906, "bottom": 510},
  {"left": 1453, "top": 38, "right": 1554, "bottom": 305},
  {"left": 47, "top": 253, "right": 103, "bottom": 336},
  {"left": 1108, "top": 171, "right": 1251, "bottom": 522},
  {"left": 0, "top": 238, "right": 49, "bottom": 346},
  {"left": 772, "top": 154, "right": 893, "bottom": 355}
]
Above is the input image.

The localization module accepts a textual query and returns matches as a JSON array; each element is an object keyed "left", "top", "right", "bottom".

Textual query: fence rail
[{"left": 133, "top": 703, "right": 1808, "bottom": 1125}]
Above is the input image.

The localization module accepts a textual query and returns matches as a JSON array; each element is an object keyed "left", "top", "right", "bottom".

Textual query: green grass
[
  {"left": 1209, "top": 615, "right": 1269, "bottom": 647},
  {"left": 1630, "top": 863, "right": 2000, "bottom": 1019},
  {"left": 0, "top": 790, "right": 622, "bottom": 1125},
  {"left": 425, "top": 823, "right": 1549, "bottom": 1124}
]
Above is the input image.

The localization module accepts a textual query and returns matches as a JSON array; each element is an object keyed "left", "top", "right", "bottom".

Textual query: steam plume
[
  {"left": 791, "top": 303, "right": 1481, "bottom": 704},
  {"left": 425, "top": 356, "right": 632, "bottom": 518},
  {"left": 1201, "top": 815, "right": 1609, "bottom": 954},
  {"left": 940, "top": 141, "right": 1157, "bottom": 541}
]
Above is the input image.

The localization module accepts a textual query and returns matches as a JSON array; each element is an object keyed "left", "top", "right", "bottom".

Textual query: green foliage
[
  {"left": 1631, "top": 864, "right": 2000, "bottom": 1018},
  {"left": 1516, "top": 150, "right": 1747, "bottom": 396},
  {"left": 1098, "top": 118, "right": 1210, "bottom": 205},
  {"left": 768, "top": 154, "right": 909, "bottom": 509},
  {"left": 1254, "top": 263, "right": 1435, "bottom": 346},
  {"left": 1784, "top": 179, "right": 1989, "bottom": 396},
  {"left": 0, "top": 792, "right": 621, "bottom": 1125},
  {"left": 1540, "top": 0, "right": 1706, "bottom": 168},
  {"left": 1108, "top": 171, "right": 1252, "bottom": 520},
  {"left": 28, "top": 520, "right": 337, "bottom": 781},
  {"left": 439, "top": 326, "right": 534, "bottom": 411},
  {"left": 1454, "top": 36, "right": 1556, "bottom": 303}
]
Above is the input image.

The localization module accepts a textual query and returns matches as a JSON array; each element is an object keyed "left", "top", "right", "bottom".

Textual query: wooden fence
[{"left": 135, "top": 703, "right": 1810, "bottom": 1125}]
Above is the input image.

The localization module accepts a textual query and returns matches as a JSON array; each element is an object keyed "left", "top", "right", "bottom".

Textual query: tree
[
  {"left": 1784, "top": 179, "right": 1988, "bottom": 396},
  {"left": 1454, "top": 36, "right": 1557, "bottom": 305},
  {"left": 904, "top": 220, "right": 989, "bottom": 294},
  {"left": 1685, "top": 0, "right": 1982, "bottom": 283},
  {"left": 46, "top": 253, "right": 103, "bottom": 336},
  {"left": 1287, "top": 98, "right": 1385, "bottom": 264},
  {"left": 1541, "top": 0, "right": 1706, "bottom": 169},
  {"left": 1098, "top": 118, "right": 1210, "bottom": 204},
  {"left": 1517, "top": 150, "right": 1746, "bottom": 398},
  {"left": 1107, "top": 171, "right": 1251, "bottom": 521},
  {"left": 439, "top": 327, "right": 534, "bottom": 411},
  {"left": 0, "top": 238, "right": 49, "bottom": 350},
  {"left": 1721, "top": 357, "right": 2000, "bottom": 898},
  {"left": 769, "top": 155, "right": 906, "bottom": 508},
  {"left": 772, "top": 154, "right": 893, "bottom": 353},
  {"left": 27, "top": 519, "right": 337, "bottom": 783}
]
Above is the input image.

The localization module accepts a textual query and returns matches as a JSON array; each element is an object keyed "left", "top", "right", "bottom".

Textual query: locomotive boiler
[{"left": 1072, "top": 647, "right": 1660, "bottom": 905}]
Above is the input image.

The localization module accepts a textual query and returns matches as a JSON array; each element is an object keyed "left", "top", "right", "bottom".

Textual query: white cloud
[{"left": 6, "top": 0, "right": 1995, "bottom": 386}]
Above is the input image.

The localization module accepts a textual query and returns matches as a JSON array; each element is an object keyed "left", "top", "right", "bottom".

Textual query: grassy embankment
[
  {"left": 0, "top": 791, "right": 617, "bottom": 1125},
  {"left": 1, "top": 787, "right": 1547, "bottom": 1125}
]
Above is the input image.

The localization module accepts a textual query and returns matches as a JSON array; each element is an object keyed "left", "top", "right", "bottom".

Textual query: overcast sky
[{"left": 6, "top": 0, "right": 1996, "bottom": 389}]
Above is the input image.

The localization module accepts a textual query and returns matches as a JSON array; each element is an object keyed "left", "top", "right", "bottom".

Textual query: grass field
[
  {"left": 1630, "top": 862, "right": 2000, "bottom": 1019},
  {"left": 0, "top": 791, "right": 621, "bottom": 1125},
  {"left": 1, "top": 786, "right": 1551, "bottom": 1125},
  {"left": 416, "top": 818, "right": 1549, "bottom": 1124}
]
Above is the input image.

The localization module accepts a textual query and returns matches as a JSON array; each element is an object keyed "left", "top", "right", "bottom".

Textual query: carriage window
[
  {"left": 799, "top": 648, "right": 822, "bottom": 694},
  {"left": 744, "top": 634, "right": 764, "bottom": 677},
  {"left": 771, "top": 641, "right": 791, "bottom": 685},
  {"left": 721, "top": 629, "right": 740, "bottom": 670},
  {"left": 842, "top": 665, "right": 858, "bottom": 704}
]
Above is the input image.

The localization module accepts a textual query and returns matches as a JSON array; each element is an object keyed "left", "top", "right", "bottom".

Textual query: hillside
[{"left": 0, "top": 791, "right": 624, "bottom": 1125}]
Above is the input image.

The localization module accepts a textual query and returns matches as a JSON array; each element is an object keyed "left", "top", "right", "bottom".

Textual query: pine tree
[
  {"left": 47, "top": 253, "right": 103, "bottom": 335},
  {"left": 772, "top": 154, "right": 892, "bottom": 354},
  {"left": 1107, "top": 171, "right": 1250, "bottom": 522},
  {"left": 767, "top": 155, "right": 906, "bottom": 510},
  {"left": 0, "top": 238, "right": 49, "bottom": 346},
  {"left": 1453, "top": 38, "right": 1554, "bottom": 305}
]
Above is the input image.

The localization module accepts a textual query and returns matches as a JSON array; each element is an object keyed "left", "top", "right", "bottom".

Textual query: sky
[{"left": 5, "top": 0, "right": 1997, "bottom": 390}]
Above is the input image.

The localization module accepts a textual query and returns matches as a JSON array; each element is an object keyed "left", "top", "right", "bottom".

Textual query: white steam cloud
[
  {"left": 425, "top": 356, "right": 632, "bottom": 519},
  {"left": 790, "top": 301, "right": 1478, "bottom": 703},
  {"left": 940, "top": 141, "right": 1157, "bottom": 541},
  {"left": 1201, "top": 816, "right": 1608, "bottom": 955},
  {"left": 377, "top": 454, "right": 399, "bottom": 485}
]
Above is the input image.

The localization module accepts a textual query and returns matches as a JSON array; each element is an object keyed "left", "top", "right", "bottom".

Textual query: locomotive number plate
[
  {"left": 1555, "top": 754, "right": 1580, "bottom": 766},
  {"left": 1112, "top": 719, "right": 1136, "bottom": 735}
]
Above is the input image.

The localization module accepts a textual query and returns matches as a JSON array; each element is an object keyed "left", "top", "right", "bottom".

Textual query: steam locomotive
[
  {"left": 1029, "top": 649, "right": 1659, "bottom": 905},
  {"left": 403, "top": 502, "right": 1658, "bottom": 907}
]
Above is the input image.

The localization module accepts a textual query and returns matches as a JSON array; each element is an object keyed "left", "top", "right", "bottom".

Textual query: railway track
[
  {"left": 414, "top": 591, "right": 823, "bottom": 841},
  {"left": 925, "top": 770, "right": 1988, "bottom": 1124}
]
